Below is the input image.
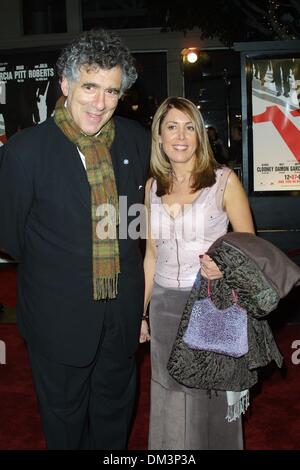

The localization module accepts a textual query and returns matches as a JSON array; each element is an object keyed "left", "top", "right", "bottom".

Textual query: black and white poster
[
  {"left": 0, "top": 49, "right": 61, "bottom": 262},
  {"left": 0, "top": 49, "right": 61, "bottom": 144}
]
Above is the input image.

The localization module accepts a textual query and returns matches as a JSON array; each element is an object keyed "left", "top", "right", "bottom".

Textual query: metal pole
[{"left": 223, "top": 68, "right": 231, "bottom": 148}]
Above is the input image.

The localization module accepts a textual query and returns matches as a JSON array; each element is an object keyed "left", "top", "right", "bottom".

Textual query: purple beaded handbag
[{"left": 183, "top": 280, "right": 248, "bottom": 358}]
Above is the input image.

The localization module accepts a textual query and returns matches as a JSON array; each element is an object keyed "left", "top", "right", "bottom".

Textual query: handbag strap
[{"left": 207, "top": 279, "right": 238, "bottom": 303}]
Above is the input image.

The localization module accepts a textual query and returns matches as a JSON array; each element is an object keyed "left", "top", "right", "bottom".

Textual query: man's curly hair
[{"left": 56, "top": 29, "right": 137, "bottom": 95}]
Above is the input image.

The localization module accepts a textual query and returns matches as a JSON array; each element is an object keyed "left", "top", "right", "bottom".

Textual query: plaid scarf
[{"left": 54, "top": 96, "right": 120, "bottom": 300}]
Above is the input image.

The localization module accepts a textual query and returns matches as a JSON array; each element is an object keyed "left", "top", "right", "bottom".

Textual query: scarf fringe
[
  {"left": 94, "top": 275, "right": 119, "bottom": 300},
  {"left": 226, "top": 390, "right": 250, "bottom": 422}
]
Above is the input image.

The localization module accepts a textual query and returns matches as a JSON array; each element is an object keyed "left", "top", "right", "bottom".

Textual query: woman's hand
[
  {"left": 200, "top": 254, "right": 223, "bottom": 280},
  {"left": 140, "top": 319, "right": 151, "bottom": 343}
]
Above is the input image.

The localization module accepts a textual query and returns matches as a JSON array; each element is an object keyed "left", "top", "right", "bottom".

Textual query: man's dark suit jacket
[{"left": 0, "top": 116, "right": 150, "bottom": 366}]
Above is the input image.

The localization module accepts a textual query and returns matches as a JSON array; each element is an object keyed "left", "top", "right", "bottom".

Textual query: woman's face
[{"left": 159, "top": 107, "right": 197, "bottom": 166}]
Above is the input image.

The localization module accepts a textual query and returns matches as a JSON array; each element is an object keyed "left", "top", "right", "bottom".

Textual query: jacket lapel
[
  {"left": 110, "top": 122, "right": 144, "bottom": 198},
  {"left": 111, "top": 145, "right": 132, "bottom": 197}
]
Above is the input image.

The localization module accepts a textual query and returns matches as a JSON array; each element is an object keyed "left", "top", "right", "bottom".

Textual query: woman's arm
[
  {"left": 223, "top": 170, "right": 255, "bottom": 233},
  {"left": 201, "top": 170, "right": 255, "bottom": 279},
  {"left": 140, "top": 178, "right": 157, "bottom": 343}
]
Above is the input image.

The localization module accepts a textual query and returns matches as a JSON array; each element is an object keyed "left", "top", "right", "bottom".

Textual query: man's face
[{"left": 61, "top": 65, "right": 122, "bottom": 135}]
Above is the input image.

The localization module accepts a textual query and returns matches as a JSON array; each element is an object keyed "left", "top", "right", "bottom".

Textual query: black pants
[{"left": 27, "top": 307, "right": 136, "bottom": 450}]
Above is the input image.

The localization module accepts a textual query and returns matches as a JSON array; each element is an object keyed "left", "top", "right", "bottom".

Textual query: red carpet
[
  {"left": 0, "top": 324, "right": 151, "bottom": 450},
  {"left": 0, "top": 324, "right": 45, "bottom": 450},
  {"left": 0, "top": 264, "right": 17, "bottom": 308},
  {"left": 244, "top": 325, "right": 300, "bottom": 450},
  {"left": 1, "top": 266, "right": 300, "bottom": 450}
]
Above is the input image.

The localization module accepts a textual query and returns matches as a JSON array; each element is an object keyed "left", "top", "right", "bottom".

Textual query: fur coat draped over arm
[{"left": 167, "top": 233, "right": 300, "bottom": 392}]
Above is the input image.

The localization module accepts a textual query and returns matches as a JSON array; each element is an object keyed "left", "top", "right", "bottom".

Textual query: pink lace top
[{"left": 150, "top": 167, "right": 231, "bottom": 288}]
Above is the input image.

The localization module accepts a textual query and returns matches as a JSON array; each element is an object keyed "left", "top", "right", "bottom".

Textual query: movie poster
[
  {"left": 251, "top": 56, "right": 300, "bottom": 191},
  {"left": 0, "top": 50, "right": 61, "bottom": 262},
  {"left": 0, "top": 49, "right": 61, "bottom": 144}
]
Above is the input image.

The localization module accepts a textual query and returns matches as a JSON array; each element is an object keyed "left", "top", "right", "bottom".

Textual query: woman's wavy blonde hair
[{"left": 150, "top": 96, "right": 219, "bottom": 196}]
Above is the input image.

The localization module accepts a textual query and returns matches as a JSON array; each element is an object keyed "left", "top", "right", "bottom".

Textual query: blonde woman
[{"left": 140, "top": 97, "right": 255, "bottom": 450}]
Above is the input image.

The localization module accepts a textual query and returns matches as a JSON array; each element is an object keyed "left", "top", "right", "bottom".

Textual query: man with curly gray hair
[
  {"left": 0, "top": 29, "right": 150, "bottom": 449},
  {"left": 57, "top": 28, "right": 137, "bottom": 96}
]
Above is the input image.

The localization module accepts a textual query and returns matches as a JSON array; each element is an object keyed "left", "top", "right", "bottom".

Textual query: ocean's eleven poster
[
  {"left": 0, "top": 49, "right": 60, "bottom": 145},
  {"left": 251, "top": 57, "right": 300, "bottom": 191},
  {"left": 0, "top": 50, "right": 60, "bottom": 262}
]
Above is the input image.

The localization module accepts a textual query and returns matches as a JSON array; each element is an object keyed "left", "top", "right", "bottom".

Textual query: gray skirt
[{"left": 148, "top": 282, "right": 243, "bottom": 450}]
